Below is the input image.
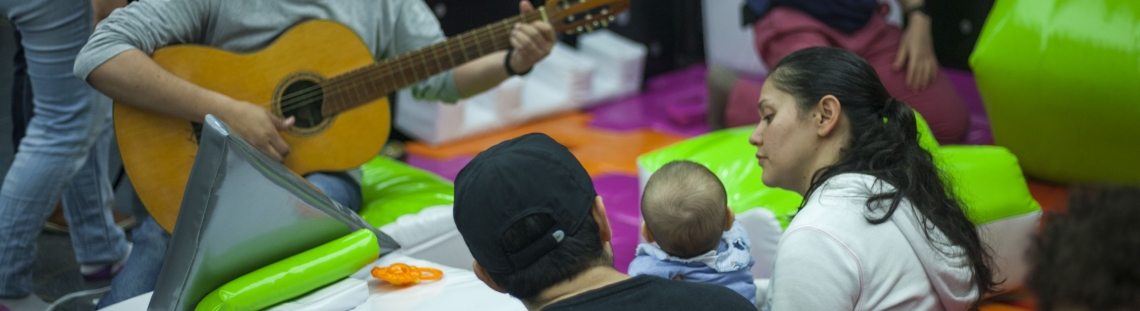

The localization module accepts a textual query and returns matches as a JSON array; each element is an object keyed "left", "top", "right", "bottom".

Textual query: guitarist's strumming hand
[
  {"left": 220, "top": 101, "right": 295, "bottom": 162},
  {"left": 508, "top": 0, "right": 555, "bottom": 74}
]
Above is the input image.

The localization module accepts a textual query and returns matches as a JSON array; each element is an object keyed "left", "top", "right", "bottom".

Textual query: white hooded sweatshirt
[{"left": 763, "top": 173, "right": 978, "bottom": 311}]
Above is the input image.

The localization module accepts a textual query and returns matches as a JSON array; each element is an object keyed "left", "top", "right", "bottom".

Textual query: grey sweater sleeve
[
  {"left": 388, "top": 0, "right": 461, "bottom": 103},
  {"left": 75, "top": 0, "right": 216, "bottom": 80}
]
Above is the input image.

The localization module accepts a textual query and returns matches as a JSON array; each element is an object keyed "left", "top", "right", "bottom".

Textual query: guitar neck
[{"left": 321, "top": 11, "right": 545, "bottom": 116}]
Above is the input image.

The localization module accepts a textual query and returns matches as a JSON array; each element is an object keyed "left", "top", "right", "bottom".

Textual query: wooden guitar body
[{"left": 114, "top": 21, "right": 390, "bottom": 231}]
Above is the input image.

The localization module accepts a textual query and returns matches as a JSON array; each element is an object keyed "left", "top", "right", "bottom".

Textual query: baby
[{"left": 629, "top": 160, "right": 757, "bottom": 304}]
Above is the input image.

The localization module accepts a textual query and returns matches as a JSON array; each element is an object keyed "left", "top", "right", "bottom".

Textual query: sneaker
[
  {"left": 79, "top": 243, "right": 132, "bottom": 280},
  {"left": 0, "top": 295, "right": 48, "bottom": 311}
]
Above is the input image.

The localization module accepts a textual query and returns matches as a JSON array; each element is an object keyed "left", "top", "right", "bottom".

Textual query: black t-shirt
[{"left": 542, "top": 275, "right": 757, "bottom": 311}]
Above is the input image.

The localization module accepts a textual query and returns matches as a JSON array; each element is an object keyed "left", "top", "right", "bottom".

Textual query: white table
[{"left": 102, "top": 253, "right": 525, "bottom": 311}]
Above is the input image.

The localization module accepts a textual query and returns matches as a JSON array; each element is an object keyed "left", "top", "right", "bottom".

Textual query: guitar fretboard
[{"left": 320, "top": 11, "right": 544, "bottom": 117}]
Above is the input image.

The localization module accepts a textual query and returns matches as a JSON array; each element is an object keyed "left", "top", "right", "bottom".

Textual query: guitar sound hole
[{"left": 280, "top": 80, "right": 325, "bottom": 130}]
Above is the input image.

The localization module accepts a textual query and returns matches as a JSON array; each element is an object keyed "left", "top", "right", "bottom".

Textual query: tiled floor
[{"left": 26, "top": 233, "right": 120, "bottom": 311}]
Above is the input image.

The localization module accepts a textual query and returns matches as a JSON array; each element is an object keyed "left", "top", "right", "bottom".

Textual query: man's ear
[
  {"left": 473, "top": 261, "right": 508, "bottom": 294},
  {"left": 640, "top": 221, "right": 654, "bottom": 243},
  {"left": 815, "top": 95, "right": 843, "bottom": 137},
  {"left": 592, "top": 196, "right": 612, "bottom": 242},
  {"left": 724, "top": 206, "right": 735, "bottom": 231}
]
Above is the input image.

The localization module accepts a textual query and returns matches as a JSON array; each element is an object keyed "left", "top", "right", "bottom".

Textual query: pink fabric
[{"left": 728, "top": 5, "right": 969, "bottom": 143}]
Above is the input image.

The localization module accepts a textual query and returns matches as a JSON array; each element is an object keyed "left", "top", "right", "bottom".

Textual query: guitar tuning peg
[
  {"left": 577, "top": 26, "right": 585, "bottom": 33},
  {"left": 608, "top": 16, "right": 616, "bottom": 22},
  {"left": 585, "top": 14, "right": 592, "bottom": 20},
  {"left": 585, "top": 24, "right": 594, "bottom": 32},
  {"left": 566, "top": 30, "right": 576, "bottom": 35},
  {"left": 600, "top": 20, "right": 609, "bottom": 27},
  {"left": 592, "top": 21, "right": 601, "bottom": 28},
  {"left": 567, "top": 15, "right": 575, "bottom": 22},
  {"left": 601, "top": 8, "right": 609, "bottom": 14}
]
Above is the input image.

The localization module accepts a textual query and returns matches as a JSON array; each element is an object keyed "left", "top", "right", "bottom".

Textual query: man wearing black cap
[{"left": 454, "top": 133, "right": 757, "bottom": 310}]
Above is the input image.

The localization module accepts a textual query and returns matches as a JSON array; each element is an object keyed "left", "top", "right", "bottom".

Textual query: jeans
[
  {"left": 0, "top": 0, "right": 129, "bottom": 298},
  {"left": 96, "top": 172, "right": 361, "bottom": 308}
]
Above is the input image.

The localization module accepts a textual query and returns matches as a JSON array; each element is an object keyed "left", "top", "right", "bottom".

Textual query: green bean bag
[
  {"left": 970, "top": 0, "right": 1140, "bottom": 183},
  {"left": 196, "top": 229, "right": 380, "bottom": 311},
  {"left": 358, "top": 156, "right": 455, "bottom": 228}
]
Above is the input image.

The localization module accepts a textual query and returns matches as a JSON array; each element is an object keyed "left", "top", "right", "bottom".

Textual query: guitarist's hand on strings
[
  {"left": 508, "top": 0, "right": 555, "bottom": 74},
  {"left": 221, "top": 101, "right": 296, "bottom": 162}
]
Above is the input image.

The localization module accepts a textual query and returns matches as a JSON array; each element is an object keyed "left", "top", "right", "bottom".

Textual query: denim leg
[
  {"left": 305, "top": 172, "right": 363, "bottom": 212},
  {"left": 63, "top": 123, "right": 128, "bottom": 265},
  {"left": 95, "top": 215, "right": 169, "bottom": 309},
  {"left": 10, "top": 29, "right": 34, "bottom": 150},
  {"left": 0, "top": 0, "right": 113, "bottom": 297}
]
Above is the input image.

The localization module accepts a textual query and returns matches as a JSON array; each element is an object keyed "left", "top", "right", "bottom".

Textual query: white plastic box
[
  {"left": 395, "top": 30, "right": 649, "bottom": 146},
  {"left": 578, "top": 29, "right": 647, "bottom": 104},
  {"left": 394, "top": 77, "right": 523, "bottom": 146},
  {"left": 519, "top": 43, "right": 597, "bottom": 118},
  {"left": 396, "top": 43, "right": 598, "bottom": 146}
]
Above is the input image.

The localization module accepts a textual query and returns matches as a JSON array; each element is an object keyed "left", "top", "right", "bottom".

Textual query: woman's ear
[
  {"left": 724, "top": 206, "right": 735, "bottom": 231},
  {"left": 640, "top": 221, "right": 655, "bottom": 243},
  {"left": 815, "top": 95, "right": 843, "bottom": 137}
]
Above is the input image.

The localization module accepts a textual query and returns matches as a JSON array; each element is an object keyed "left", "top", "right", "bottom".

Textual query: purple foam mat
[
  {"left": 592, "top": 174, "right": 642, "bottom": 273},
  {"left": 404, "top": 154, "right": 473, "bottom": 182},
  {"left": 646, "top": 65, "right": 707, "bottom": 92},
  {"left": 587, "top": 65, "right": 712, "bottom": 137}
]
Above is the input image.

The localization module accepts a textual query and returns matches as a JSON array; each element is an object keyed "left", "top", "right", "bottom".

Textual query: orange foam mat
[
  {"left": 1026, "top": 181, "right": 1069, "bottom": 213},
  {"left": 406, "top": 112, "right": 688, "bottom": 176}
]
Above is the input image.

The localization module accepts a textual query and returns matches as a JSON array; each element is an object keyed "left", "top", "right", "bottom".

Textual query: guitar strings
[
  {"left": 272, "top": 14, "right": 534, "bottom": 114},
  {"left": 275, "top": 20, "right": 517, "bottom": 113},
  {"left": 275, "top": 15, "right": 526, "bottom": 112}
]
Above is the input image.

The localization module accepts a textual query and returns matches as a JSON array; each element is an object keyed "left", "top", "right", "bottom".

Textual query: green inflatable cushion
[
  {"left": 196, "top": 229, "right": 380, "bottom": 311},
  {"left": 358, "top": 156, "right": 455, "bottom": 228},
  {"left": 970, "top": 0, "right": 1140, "bottom": 183}
]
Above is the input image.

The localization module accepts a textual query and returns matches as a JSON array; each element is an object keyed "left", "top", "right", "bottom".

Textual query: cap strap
[{"left": 507, "top": 225, "right": 565, "bottom": 269}]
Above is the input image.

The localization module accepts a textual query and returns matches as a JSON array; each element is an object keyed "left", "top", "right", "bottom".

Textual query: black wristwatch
[
  {"left": 903, "top": 5, "right": 930, "bottom": 28},
  {"left": 504, "top": 47, "right": 532, "bottom": 76}
]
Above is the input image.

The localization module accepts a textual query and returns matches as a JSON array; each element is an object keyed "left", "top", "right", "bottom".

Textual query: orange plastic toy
[{"left": 371, "top": 263, "right": 443, "bottom": 286}]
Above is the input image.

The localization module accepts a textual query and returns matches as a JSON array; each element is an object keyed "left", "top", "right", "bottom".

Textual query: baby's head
[{"left": 641, "top": 160, "right": 734, "bottom": 258}]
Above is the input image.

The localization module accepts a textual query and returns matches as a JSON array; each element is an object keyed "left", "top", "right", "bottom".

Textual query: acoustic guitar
[{"left": 115, "top": 0, "right": 630, "bottom": 232}]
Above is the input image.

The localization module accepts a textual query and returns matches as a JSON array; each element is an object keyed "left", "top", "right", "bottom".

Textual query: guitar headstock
[{"left": 543, "top": 0, "right": 630, "bottom": 35}]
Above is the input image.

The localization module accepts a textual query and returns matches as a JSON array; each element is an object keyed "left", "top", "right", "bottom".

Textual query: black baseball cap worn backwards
[{"left": 453, "top": 133, "right": 598, "bottom": 274}]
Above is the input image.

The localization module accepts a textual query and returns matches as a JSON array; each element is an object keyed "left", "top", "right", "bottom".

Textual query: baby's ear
[
  {"left": 724, "top": 206, "right": 735, "bottom": 231},
  {"left": 640, "top": 221, "right": 655, "bottom": 243}
]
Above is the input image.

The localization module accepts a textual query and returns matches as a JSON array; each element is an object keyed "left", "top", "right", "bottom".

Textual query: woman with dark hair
[{"left": 751, "top": 47, "right": 995, "bottom": 310}]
